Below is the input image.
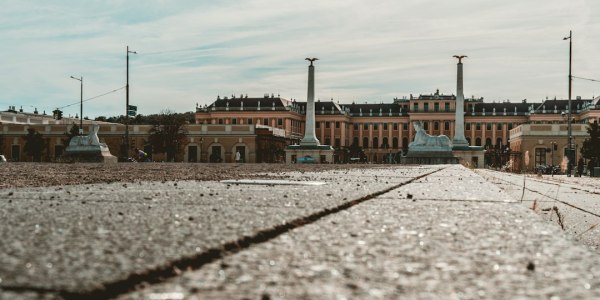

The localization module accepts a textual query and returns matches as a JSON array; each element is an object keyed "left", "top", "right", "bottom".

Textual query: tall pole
[
  {"left": 300, "top": 58, "right": 320, "bottom": 146},
  {"left": 564, "top": 31, "right": 573, "bottom": 175},
  {"left": 80, "top": 77, "right": 83, "bottom": 134},
  {"left": 452, "top": 55, "right": 469, "bottom": 148},
  {"left": 125, "top": 46, "right": 137, "bottom": 158},
  {"left": 70, "top": 76, "right": 83, "bottom": 135}
]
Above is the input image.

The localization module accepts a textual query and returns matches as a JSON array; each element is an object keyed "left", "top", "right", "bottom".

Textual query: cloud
[{"left": 0, "top": 0, "right": 599, "bottom": 117}]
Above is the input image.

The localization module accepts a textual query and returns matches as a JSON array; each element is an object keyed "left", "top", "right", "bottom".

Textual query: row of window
[
  {"left": 413, "top": 102, "right": 452, "bottom": 112},
  {"left": 465, "top": 123, "right": 515, "bottom": 131},
  {"left": 212, "top": 118, "right": 517, "bottom": 132}
]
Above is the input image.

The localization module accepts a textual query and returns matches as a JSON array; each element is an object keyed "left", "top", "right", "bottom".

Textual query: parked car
[
  {"left": 297, "top": 156, "right": 316, "bottom": 164},
  {"left": 0, "top": 155, "right": 7, "bottom": 162}
]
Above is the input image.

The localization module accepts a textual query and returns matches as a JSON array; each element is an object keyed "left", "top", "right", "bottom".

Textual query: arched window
[
  {"left": 496, "top": 138, "right": 503, "bottom": 148},
  {"left": 466, "top": 138, "right": 471, "bottom": 145},
  {"left": 485, "top": 138, "right": 492, "bottom": 147},
  {"left": 475, "top": 138, "right": 482, "bottom": 146},
  {"left": 434, "top": 121, "right": 439, "bottom": 131},
  {"left": 382, "top": 137, "right": 388, "bottom": 148},
  {"left": 392, "top": 137, "right": 398, "bottom": 148},
  {"left": 423, "top": 121, "right": 429, "bottom": 131},
  {"left": 363, "top": 137, "right": 369, "bottom": 148},
  {"left": 402, "top": 137, "right": 409, "bottom": 149},
  {"left": 444, "top": 121, "right": 450, "bottom": 131},
  {"left": 373, "top": 137, "right": 379, "bottom": 149}
]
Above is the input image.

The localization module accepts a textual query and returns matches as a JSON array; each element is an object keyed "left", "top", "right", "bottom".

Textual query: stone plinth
[
  {"left": 401, "top": 151, "right": 458, "bottom": 165},
  {"left": 285, "top": 145, "right": 334, "bottom": 164},
  {"left": 453, "top": 146, "right": 484, "bottom": 168}
]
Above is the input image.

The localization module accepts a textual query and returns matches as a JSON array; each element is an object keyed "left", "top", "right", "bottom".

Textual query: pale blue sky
[{"left": 1, "top": 0, "right": 599, "bottom": 118}]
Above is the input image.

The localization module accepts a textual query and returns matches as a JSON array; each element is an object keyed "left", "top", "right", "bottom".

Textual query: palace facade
[
  {"left": 2, "top": 91, "right": 599, "bottom": 171},
  {"left": 195, "top": 92, "right": 600, "bottom": 169}
]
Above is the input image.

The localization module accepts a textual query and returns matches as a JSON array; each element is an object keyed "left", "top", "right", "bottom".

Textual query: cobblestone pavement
[
  {"left": 476, "top": 169, "right": 600, "bottom": 252},
  {"left": 2, "top": 165, "right": 600, "bottom": 299}
]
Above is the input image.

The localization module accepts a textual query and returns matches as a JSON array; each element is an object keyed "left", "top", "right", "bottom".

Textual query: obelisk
[
  {"left": 452, "top": 55, "right": 469, "bottom": 148},
  {"left": 300, "top": 58, "right": 320, "bottom": 146}
]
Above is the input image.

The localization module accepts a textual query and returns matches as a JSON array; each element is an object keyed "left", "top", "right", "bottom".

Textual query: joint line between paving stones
[{"left": 53, "top": 167, "right": 446, "bottom": 300}]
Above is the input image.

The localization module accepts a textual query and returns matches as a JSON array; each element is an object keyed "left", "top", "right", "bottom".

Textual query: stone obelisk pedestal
[
  {"left": 450, "top": 55, "right": 484, "bottom": 168},
  {"left": 285, "top": 58, "right": 334, "bottom": 164}
]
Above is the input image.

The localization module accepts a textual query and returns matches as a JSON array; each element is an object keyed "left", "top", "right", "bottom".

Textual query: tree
[
  {"left": 23, "top": 128, "right": 46, "bottom": 162},
  {"left": 148, "top": 110, "right": 188, "bottom": 161},
  {"left": 63, "top": 123, "right": 80, "bottom": 147},
  {"left": 581, "top": 121, "right": 600, "bottom": 168}
]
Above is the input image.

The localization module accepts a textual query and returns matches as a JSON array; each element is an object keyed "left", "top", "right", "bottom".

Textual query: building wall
[
  {"left": 509, "top": 123, "right": 589, "bottom": 172},
  {"left": 0, "top": 122, "right": 260, "bottom": 163}
]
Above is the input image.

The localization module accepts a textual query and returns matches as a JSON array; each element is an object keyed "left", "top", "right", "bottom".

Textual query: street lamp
[
  {"left": 125, "top": 46, "right": 137, "bottom": 158},
  {"left": 563, "top": 30, "right": 573, "bottom": 176},
  {"left": 70, "top": 76, "right": 83, "bottom": 135}
]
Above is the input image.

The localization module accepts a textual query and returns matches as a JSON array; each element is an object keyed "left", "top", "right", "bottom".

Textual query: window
[
  {"left": 373, "top": 137, "right": 379, "bottom": 148},
  {"left": 363, "top": 137, "right": 369, "bottom": 148},
  {"left": 535, "top": 148, "right": 547, "bottom": 167},
  {"left": 393, "top": 123, "right": 398, "bottom": 130},
  {"left": 434, "top": 103, "right": 439, "bottom": 112},
  {"left": 354, "top": 123, "right": 359, "bottom": 130},
  {"left": 278, "top": 118, "right": 283, "bottom": 126},
  {"left": 423, "top": 122, "right": 429, "bottom": 131},
  {"left": 403, "top": 123, "right": 408, "bottom": 130},
  {"left": 263, "top": 118, "right": 268, "bottom": 125},
  {"left": 475, "top": 138, "right": 481, "bottom": 146},
  {"left": 486, "top": 123, "right": 492, "bottom": 130},
  {"left": 445, "top": 102, "right": 450, "bottom": 112},
  {"left": 434, "top": 121, "right": 439, "bottom": 131},
  {"left": 325, "top": 138, "right": 331, "bottom": 145},
  {"left": 316, "top": 122, "right": 320, "bottom": 128},
  {"left": 497, "top": 123, "right": 502, "bottom": 130},
  {"left": 374, "top": 123, "right": 378, "bottom": 130},
  {"left": 353, "top": 137, "right": 359, "bottom": 146},
  {"left": 413, "top": 103, "right": 419, "bottom": 112},
  {"left": 336, "top": 121, "right": 340, "bottom": 128},
  {"left": 335, "top": 138, "right": 340, "bottom": 147},
  {"left": 496, "top": 138, "right": 503, "bottom": 147},
  {"left": 466, "top": 123, "right": 471, "bottom": 130},
  {"left": 485, "top": 138, "right": 492, "bottom": 147},
  {"left": 476, "top": 123, "right": 481, "bottom": 130},
  {"left": 424, "top": 103, "right": 429, "bottom": 112},
  {"left": 444, "top": 121, "right": 450, "bottom": 131},
  {"left": 231, "top": 118, "right": 237, "bottom": 125},
  {"left": 325, "top": 122, "right": 330, "bottom": 128},
  {"left": 383, "top": 123, "right": 388, "bottom": 130},
  {"left": 247, "top": 118, "right": 253, "bottom": 124},
  {"left": 382, "top": 137, "right": 388, "bottom": 148},
  {"left": 392, "top": 137, "right": 399, "bottom": 148},
  {"left": 508, "top": 123, "right": 513, "bottom": 130},
  {"left": 363, "top": 123, "right": 368, "bottom": 130}
]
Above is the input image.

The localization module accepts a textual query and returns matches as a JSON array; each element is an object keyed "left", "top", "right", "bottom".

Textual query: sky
[{"left": 1, "top": 0, "right": 599, "bottom": 119}]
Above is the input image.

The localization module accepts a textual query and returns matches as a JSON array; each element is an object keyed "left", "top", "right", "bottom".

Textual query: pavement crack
[{"left": 58, "top": 167, "right": 445, "bottom": 300}]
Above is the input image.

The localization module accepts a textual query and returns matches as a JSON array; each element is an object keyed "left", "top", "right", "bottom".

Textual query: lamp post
[
  {"left": 563, "top": 31, "right": 573, "bottom": 176},
  {"left": 70, "top": 76, "right": 83, "bottom": 135},
  {"left": 125, "top": 46, "right": 137, "bottom": 158}
]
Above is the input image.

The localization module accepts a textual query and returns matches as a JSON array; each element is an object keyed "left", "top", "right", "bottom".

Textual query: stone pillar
[
  {"left": 300, "top": 60, "right": 320, "bottom": 146},
  {"left": 452, "top": 56, "right": 469, "bottom": 148}
]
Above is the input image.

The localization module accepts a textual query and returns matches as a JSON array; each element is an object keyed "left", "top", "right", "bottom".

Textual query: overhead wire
[
  {"left": 57, "top": 86, "right": 126, "bottom": 109},
  {"left": 573, "top": 75, "right": 600, "bottom": 83}
]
